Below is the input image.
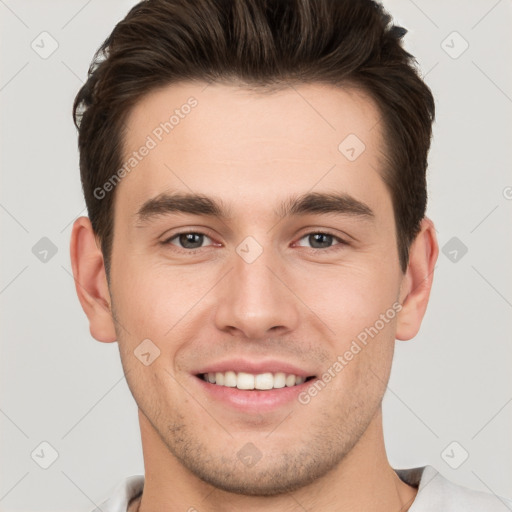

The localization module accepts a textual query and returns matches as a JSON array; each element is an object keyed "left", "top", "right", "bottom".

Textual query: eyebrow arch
[{"left": 134, "top": 191, "right": 374, "bottom": 225}]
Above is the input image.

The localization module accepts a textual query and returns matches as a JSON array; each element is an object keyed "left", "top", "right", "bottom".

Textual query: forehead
[{"left": 116, "top": 81, "right": 390, "bottom": 221}]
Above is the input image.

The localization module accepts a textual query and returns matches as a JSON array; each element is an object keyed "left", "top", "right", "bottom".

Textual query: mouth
[
  {"left": 192, "top": 359, "right": 318, "bottom": 412},
  {"left": 197, "top": 371, "right": 316, "bottom": 390}
]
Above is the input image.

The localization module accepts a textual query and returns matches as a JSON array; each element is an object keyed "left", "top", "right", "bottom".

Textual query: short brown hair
[{"left": 73, "top": 0, "right": 435, "bottom": 277}]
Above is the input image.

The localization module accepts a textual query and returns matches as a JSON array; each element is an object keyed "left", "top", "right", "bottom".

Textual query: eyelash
[{"left": 161, "top": 230, "right": 348, "bottom": 255}]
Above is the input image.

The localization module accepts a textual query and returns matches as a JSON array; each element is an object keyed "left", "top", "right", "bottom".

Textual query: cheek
[
  {"left": 293, "top": 262, "right": 401, "bottom": 341},
  {"left": 112, "top": 259, "right": 208, "bottom": 339}
]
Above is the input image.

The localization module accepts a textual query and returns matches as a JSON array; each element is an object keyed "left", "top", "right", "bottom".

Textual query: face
[{"left": 107, "top": 81, "right": 406, "bottom": 495}]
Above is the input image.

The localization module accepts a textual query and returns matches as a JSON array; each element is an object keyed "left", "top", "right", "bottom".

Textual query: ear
[
  {"left": 395, "top": 217, "right": 439, "bottom": 341},
  {"left": 70, "top": 216, "right": 117, "bottom": 343}
]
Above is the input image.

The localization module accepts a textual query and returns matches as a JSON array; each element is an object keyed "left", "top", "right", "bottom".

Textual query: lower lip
[{"left": 194, "top": 375, "right": 316, "bottom": 413}]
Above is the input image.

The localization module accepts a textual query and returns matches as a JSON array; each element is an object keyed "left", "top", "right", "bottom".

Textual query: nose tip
[{"left": 213, "top": 254, "right": 300, "bottom": 340}]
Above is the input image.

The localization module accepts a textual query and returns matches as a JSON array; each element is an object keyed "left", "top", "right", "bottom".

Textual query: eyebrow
[{"left": 135, "top": 191, "right": 374, "bottom": 225}]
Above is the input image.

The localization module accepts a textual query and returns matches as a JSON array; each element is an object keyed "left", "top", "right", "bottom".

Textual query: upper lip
[{"left": 194, "top": 358, "right": 315, "bottom": 378}]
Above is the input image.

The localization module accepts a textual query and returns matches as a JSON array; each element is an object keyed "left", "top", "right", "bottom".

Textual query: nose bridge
[{"left": 213, "top": 237, "right": 299, "bottom": 339}]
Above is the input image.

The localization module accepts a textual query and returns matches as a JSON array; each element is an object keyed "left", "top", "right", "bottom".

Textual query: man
[{"left": 69, "top": 0, "right": 512, "bottom": 510}]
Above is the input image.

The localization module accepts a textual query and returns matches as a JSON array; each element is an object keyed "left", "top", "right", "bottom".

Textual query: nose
[{"left": 213, "top": 243, "right": 300, "bottom": 340}]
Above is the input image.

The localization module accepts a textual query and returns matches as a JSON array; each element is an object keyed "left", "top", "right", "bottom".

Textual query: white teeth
[
  {"left": 202, "top": 371, "right": 309, "bottom": 389},
  {"left": 236, "top": 372, "right": 254, "bottom": 390},
  {"left": 273, "top": 372, "right": 286, "bottom": 388},
  {"left": 224, "top": 371, "right": 237, "bottom": 387},
  {"left": 285, "top": 374, "right": 296, "bottom": 387},
  {"left": 254, "top": 373, "right": 273, "bottom": 390}
]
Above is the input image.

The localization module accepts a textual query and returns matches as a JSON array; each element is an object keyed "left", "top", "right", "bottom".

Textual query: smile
[{"left": 199, "top": 371, "right": 315, "bottom": 390}]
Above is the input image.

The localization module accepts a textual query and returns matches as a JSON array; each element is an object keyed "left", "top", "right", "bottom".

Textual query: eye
[
  {"left": 164, "top": 232, "right": 214, "bottom": 251},
  {"left": 161, "top": 230, "right": 347, "bottom": 254},
  {"left": 295, "top": 232, "right": 346, "bottom": 251}
]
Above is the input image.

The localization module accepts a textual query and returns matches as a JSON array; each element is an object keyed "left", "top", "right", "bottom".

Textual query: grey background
[{"left": 1, "top": 0, "right": 511, "bottom": 510}]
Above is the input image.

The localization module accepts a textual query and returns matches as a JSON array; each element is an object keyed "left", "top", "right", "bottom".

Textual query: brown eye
[
  {"left": 165, "top": 232, "right": 212, "bottom": 250},
  {"left": 296, "top": 232, "right": 346, "bottom": 251}
]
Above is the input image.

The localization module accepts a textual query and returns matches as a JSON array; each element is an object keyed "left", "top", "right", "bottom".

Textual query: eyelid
[
  {"left": 293, "top": 230, "right": 349, "bottom": 250},
  {"left": 160, "top": 225, "right": 216, "bottom": 242},
  {"left": 162, "top": 229, "right": 217, "bottom": 252}
]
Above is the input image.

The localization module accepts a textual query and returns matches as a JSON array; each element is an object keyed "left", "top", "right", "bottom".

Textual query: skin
[{"left": 70, "top": 81, "right": 438, "bottom": 511}]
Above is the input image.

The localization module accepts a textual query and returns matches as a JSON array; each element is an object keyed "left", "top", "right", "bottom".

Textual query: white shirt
[{"left": 91, "top": 465, "right": 512, "bottom": 511}]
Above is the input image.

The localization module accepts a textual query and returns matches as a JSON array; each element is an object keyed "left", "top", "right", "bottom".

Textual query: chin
[{"left": 172, "top": 441, "right": 345, "bottom": 497}]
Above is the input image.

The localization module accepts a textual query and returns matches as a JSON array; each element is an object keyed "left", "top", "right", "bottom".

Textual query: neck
[{"left": 136, "top": 408, "right": 417, "bottom": 512}]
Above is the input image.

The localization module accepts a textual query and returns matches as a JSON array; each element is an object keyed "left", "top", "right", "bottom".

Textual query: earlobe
[
  {"left": 70, "top": 216, "right": 117, "bottom": 343},
  {"left": 395, "top": 218, "right": 439, "bottom": 341}
]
